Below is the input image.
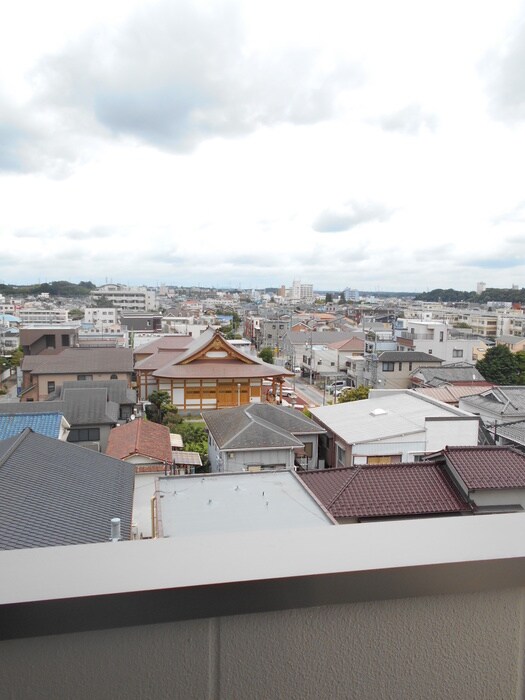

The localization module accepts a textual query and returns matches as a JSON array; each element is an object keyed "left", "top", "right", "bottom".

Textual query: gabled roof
[
  {"left": 327, "top": 337, "right": 365, "bottom": 352},
  {"left": 460, "top": 386, "right": 525, "bottom": 417},
  {"left": 413, "top": 385, "right": 493, "bottom": 404},
  {"left": 299, "top": 462, "right": 469, "bottom": 519},
  {"left": 58, "top": 380, "right": 136, "bottom": 405},
  {"left": 146, "top": 329, "right": 292, "bottom": 380},
  {"left": 21, "top": 347, "right": 133, "bottom": 375},
  {"left": 411, "top": 363, "right": 487, "bottom": 386},
  {"left": 106, "top": 419, "right": 172, "bottom": 463},
  {"left": 62, "top": 388, "right": 120, "bottom": 425},
  {"left": 438, "top": 446, "right": 525, "bottom": 490},
  {"left": 494, "top": 420, "right": 525, "bottom": 447},
  {"left": 0, "top": 413, "right": 66, "bottom": 440},
  {"left": 133, "top": 334, "right": 194, "bottom": 357},
  {"left": 0, "top": 429, "right": 135, "bottom": 549},
  {"left": 202, "top": 403, "right": 324, "bottom": 451}
]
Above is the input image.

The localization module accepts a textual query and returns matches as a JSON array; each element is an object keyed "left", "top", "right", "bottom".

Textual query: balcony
[{"left": 2, "top": 514, "right": 525, "bottom": 698}]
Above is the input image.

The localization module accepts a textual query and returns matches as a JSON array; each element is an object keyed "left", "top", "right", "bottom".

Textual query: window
[
  {"left": 61, "top": 334, "right": 70, "bottom": 347},
  {"left": 336, "top": 444, "right": 345, "bottom": 467},
  {"left": 110, "top": 374, "right": 118, "bottom": 379},
  {"left": 452, "top": 349, "right": 464, "bottom": 358},
  {"left": 439, "top": 331, "right": 444, "bottom": 342},
  {"left": 68, "top": 428, "right": 100, "bottom": 442},
  {"left": 366, "top": 454, "right": 402, "bottom": 465},
  {"left": 47, "top": 381, "right": 55, "bottom": 394},
  {"left": 428, "top": 350, "right": 433, "bottom": 354},
  {"left": 77, "top": 374, "right": 93, "bottom": 381},
  {"left": 382, "top": 362, "right": 394, "bottom": 372},
  {"left": 45, "top": 335, "right": 56, "bottom": 349},
  {"left": 398, "top": 362, "right": 402, "bottom": 371},
  {"left": 409, "top": 362, "right": 413, "bottom": 371}
]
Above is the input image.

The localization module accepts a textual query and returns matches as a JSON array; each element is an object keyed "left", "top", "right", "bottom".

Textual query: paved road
[{"left": 282, "top": 375, "right": 329, "bottom": 408}]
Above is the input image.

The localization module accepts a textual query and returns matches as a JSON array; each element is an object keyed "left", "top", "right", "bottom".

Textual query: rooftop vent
[{"left": 370, "top": 408, "right": 388, "bottom": 417}]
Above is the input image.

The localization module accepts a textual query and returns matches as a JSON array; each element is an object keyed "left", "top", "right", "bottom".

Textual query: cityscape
[{"left": 3, "top": 0, "right": 525, "bottom": 698}]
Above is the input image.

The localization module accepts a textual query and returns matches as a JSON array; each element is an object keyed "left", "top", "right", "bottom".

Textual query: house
[
  {"left": 0, "top": 388, "right": 122, "bottom": 452},
  {"left": 409, "top": 362, "right": 489, "bottom": 388},
  {"left": 299, "top": 462, "right": 470, "bottom": 522},
  {"left": 310, "top": 390, "right": 479, "bottom": 468},
  {"left": 496, "top": 335, "right": 525, "bottom": 353},
  {"left": 428, "top": 446, "right": 525, "bottom": 511},
  {"left": 134, "top": 328, "right": 293, "bottom": 411},
  {"left": 364, "top": 351, "right": 444, "bottom": 389},
  {"left": 202, "top": 403, "right": 326, "bottom": 472},
  {"left": 19, "top": 325, "right": 80, "bottom": 356},
  {"left": 20, "top": 347, "right": 133, "bottom": 401},
  {"left": 395, "top": 319, "right": 488, "bottom": 362},
  {"left": 0, "top": 412, "right": 70, "bottom": 440},
  {"left": 55, "top": 380, "right": 137, "bottom": 421},
  {"left": 0, "top": 428, "right": 135, "bottom": 550},
  {"left": 106, "top": 418, "right": 173, "bottom": 473},
  {"left": 459, "top": 386, "right": 525, "bottom": 426}
]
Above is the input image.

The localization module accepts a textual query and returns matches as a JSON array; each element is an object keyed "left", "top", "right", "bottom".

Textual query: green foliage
[
  {"left": 69, "top": 308, "right": 84, "bottom": 320},
  {"left": 416, "top": 287, "right": 525, "bottom": 304},
  {"left": 176, "top": 421, "right": 209, "bottom": 469},
  {"left": 476, "top": 345, "right": 520, "bottom": 384},
  {"left": 337, "top": 385, "right": 370, "bottom": 403},
  {"left": 325, "top": 292, "right": 333, "bottom": 303},
  {"left": 146, "top": 390, "right": 172, "bottom": 423},
  {"left": 258, "top": 347, "right": 274, "bottom": 364},
  {"left": 9, "top": 347, "right": 23, "bottom": 368},
  {"left": 0, "top": 281, "right": 95, "bottom": 297}
]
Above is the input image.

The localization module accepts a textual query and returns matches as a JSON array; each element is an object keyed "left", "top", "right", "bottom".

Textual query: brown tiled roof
[
  {"left": 299, "top": 463, "right": 469, "bottom": 519},
  {"left": 443, "top": 446, "right": 525, "bottom": 490},
  {"left": 413, "top": 385, "right": 493, "bottom": 404},
  {"left": 152, "top": 360, "right": 289, "bottom": 379},
  {"left": 22, "top": 348, "right": 133, "bottom": 375},
  {"left": 106, "top": 419, "right": 172, "bottom": 463}
]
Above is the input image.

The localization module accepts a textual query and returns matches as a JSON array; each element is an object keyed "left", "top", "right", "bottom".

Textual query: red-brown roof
[
  {"left": 299, "top": 463, "right": 469, "bottom": 519},
  {"left": 443, "top": 446, "right": 525, "bottom": 490},
  {"left": 106, "top": 419, "right": 172, "bottom": 464}
]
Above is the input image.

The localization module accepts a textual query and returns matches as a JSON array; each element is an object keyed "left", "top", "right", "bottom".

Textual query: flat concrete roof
[{"left": 156, "top": 470, "right": 335, "bottom": 537}]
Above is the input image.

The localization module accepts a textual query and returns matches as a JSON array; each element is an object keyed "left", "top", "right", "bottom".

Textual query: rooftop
[
  {"left": 440, "top": 446, "right": 525, "bottom": 490},
  {"left": 299, "top": 462, "right": 469, "bottom": 519},
  {"left": 106, "top": 418, "right": 172, "bottom": 463}
]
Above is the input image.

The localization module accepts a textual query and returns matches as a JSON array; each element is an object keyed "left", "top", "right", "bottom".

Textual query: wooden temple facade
[{"left": 134, "top": 329, "right": 293, "bottom": 412}]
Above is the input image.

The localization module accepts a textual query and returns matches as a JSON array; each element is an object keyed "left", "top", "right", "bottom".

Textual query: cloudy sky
[{"left": 2, "top": 0, "right": 525, "bottom": 292}]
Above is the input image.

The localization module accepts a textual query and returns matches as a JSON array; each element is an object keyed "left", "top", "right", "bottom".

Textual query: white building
[{"left": 90, "top": 284, "right": 157, "bottom": 311}]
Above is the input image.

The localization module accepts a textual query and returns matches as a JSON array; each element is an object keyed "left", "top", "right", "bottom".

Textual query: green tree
[
  {"left": 177, "top": 422, "right": 209, "bottom": 470},
  {"left": 325, "top": 292, "right": 333, "bottom": 303},
  {"left": 515, "top": 351, "right": 525, "bottom": 385},
  {"left": 258, "top": 347, "right": 274, "bottom": 364},
  {"left": 146, "top": 390, "right": 172, "bottom": 423},
  {"left": 69, "top": 308, "right": 84, "bottom": 320},
  {"left": 10, "top": 347, "right": 23, "bottom": 369},
  {"left": 337, "top": 385, "right": 370, "bottom": 403},
  {"left": 476, "top": 345, "right": 520, "bottom": 384}
]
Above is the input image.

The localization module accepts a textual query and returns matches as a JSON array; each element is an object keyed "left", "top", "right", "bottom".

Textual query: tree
[
  {"left": 258, "top": 347, "right": 274, "bottom": 364},
  {"left": 177, "top": 422, "right": 209, "bottom": 470},
  {"left": 325, "top": 292, "right": 333, "bottom": 303},
  {"left": 9, "top": 347, "right": 23, "bottom": 369},
  {"left": 337, "top": 386, "right": 370, "bottom": 403},
  {"left": 476, "top": 345, "right": 520, "bottom": 385},
  {"left": 146, "top": 390, "right": 172, "bottom": 423},
  {"left": 69, "top": 308, "right": 84, "bottom": 320}
]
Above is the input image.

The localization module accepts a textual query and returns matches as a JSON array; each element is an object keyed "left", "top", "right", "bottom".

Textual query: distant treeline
[
  {"left": 0, "top": 281, "right": 96, "bottom": 297},
  {"left": 415, "top": 288, "right": 525, "bottom": 304}
]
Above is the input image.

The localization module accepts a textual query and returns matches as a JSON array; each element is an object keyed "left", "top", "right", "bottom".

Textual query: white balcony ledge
[{"left": 2, "top": 512, "right": 525, "bottom": 641}]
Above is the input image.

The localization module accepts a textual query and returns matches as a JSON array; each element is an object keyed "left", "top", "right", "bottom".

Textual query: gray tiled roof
[
  {"left": 59, "top": 380, "right": 136, "bottom": 405},
  {"left": 202, "top": 403, "right": 324, "bottom": 450},
  {"left": 461, "top": 387, "right": 525, "bottom": 417},
  {"left": 0, "top": 429, "right": 135, "bottom": 549},
  {"left": 63, "top": 388, "right": 120, "bottom": 425},
  {"left": 413, "top": 363, "right": 486, "bottom": 386}
]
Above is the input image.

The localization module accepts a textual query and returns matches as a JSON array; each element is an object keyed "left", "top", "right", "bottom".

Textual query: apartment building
[{"left": 90, "top": 284, "right": 157, "bottom": 311}]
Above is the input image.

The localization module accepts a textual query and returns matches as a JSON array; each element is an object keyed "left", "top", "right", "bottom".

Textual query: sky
[{"left": 2, "top": 0, "right": 525, "bottom": 292}]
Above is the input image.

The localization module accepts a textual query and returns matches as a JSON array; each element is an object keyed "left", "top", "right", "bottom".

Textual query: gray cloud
[
  {"left": 377, "top": 104, "right": 438, "bottom": 135},
  {"left": 32, "top": 0, "right": 361, "bottom": 155},
  {"left": 312, "top": 201, "right": 393, "bottom": 233}
]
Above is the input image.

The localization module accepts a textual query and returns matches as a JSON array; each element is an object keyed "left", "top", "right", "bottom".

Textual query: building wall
[{"left": 2, "top": 587, "right": 523, "bottom": 700}]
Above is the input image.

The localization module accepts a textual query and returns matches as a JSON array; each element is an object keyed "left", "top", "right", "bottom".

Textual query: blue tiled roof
[{"left": 0, "top": 413, "right": 63, "bottom": 440}]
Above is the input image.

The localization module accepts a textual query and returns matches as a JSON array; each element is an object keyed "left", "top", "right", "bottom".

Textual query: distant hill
[
  {"left": 415, "top": 288, "right": 525, "bottom": 304},
  {"left": 0, "top": 281, "right": 96, "bottom": 297}
]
